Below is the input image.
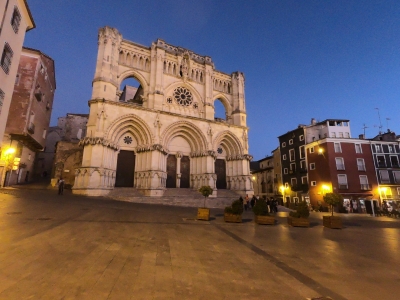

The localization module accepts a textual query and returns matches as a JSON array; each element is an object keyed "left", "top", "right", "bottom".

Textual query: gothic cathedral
[{"left": 72, "top": 27, "right": 253, "bottom": 197}]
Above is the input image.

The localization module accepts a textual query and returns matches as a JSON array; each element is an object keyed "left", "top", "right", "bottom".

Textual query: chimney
[
  {"left": 359, "top": 134, "right": 365, "bottom": 139},
  {"left": 311, "top": 118, "right": 317, "bottom": 125}
]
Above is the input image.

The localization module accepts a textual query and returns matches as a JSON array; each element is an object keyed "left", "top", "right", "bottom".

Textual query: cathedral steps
[{"left": 104, "top": 187, "right": 241, "bottom": 208}]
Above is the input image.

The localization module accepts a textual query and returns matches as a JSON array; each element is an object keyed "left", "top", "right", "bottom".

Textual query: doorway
[
  {"left": 115, "top": 150, "right": 135, "bottom": 187},
  {"left": 166, "top": 155, "right": 177, "bottom": 188},
  {"left": 215, "top": 159, "right": 227, "bottom": 189}
]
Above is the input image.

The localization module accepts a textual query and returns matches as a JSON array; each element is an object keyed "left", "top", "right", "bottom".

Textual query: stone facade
[
  {"left": 73, "top": 26, "right": 253, "bottom": 197},
  {"left": 35, "top": 113, "right": 88, "bottom": 184}
]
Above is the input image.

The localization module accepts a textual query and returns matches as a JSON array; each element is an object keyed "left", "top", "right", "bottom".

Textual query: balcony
[
  {"left": 27, "top": 122, "right": 35, "bottom": 134},
  {"left": 338, "top": 184, "right": 348, "bottom": 190},
  {"left": 378, "top": 163, "right": 386, "bottom": 168},
  {"left": 360, "top": 184, "right": 371, "bottom": 190},
  {"left": 381, "top": 179, "right": 391, "bottom": 184}
]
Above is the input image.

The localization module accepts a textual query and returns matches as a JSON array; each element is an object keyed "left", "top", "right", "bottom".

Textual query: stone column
[{"left": 176, "top": 152, "right": 182, "bottom": 188}]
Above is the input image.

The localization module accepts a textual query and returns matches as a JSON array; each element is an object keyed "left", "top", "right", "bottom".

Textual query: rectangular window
[
  {"left": 334, "top": 142, "right": 341, "bottom": 153},
  {"left": 335, "top": 157, "right": 345, "bottom": 170},
  {"left": 289, "top": 139, "right": 293, "bottom": 145},
  {"left": 393, "top": 171, "right": 400, "bottom": 183},
  {"left": 379, "top": 170, "right": 390, "bottom": 184},
  {"left": 299, "top": 145, "right": 305, "bottom": 159},
  {"left": 338, "top": 132, "right": 344, "bottom": 138},
  {"left": 311, "top": 181, "right": 316, "bottom": 186},
  {"left": 377, "top": 155, "right": 386, "bottom": 167},
  {"left": 299, "top": 135, "right": 304, "bottom": 141},
  {"left": 355, "top": 144, "right": 362, "bottom": 154},
  {"left": 0, "top": 89, "right": 4, "bottom": 115},
  {"left": 282, "top": 142, "right": 286, "bottom": 148},
  {"left": 289, "top": 149, "right": 295, "bottom": 161},
  {"left": 375, "top": 145, "right": 382, "bottom": 153},
  {"left": 11, "top": 7, "right": 21, "bottom": 33},
  {"left": 331, "top": 132, "right": 336, "bottom": 138},
  {"left": 390, "top": 155, "right": 399, "bottom": 167},
  {"left": 283, "top": 154, "right": 287, "bottom": 160},
  {"left": 291, "top": 178, "right": 297, "bottom": 187},
  {"left": 284, "top": 168, "right": 288, "bottom": 174},
  {"left": 310, "top": 163, "right": 315, "bottom": 170},
  {"left": 388, "top": 145, "right": 393, "bottom": 153},
  {"left": 359, "top": 175, "right": 369, "bottom": 190},
  {"left": 309, "top": 147, "right": 314, "bottom": 153},
  {"left": 290, "top": 163, "right": 296, "bottom": 173},
  {"left": 301, "top": 176, "right": 308, "bottom": 184},
  {"left": 357, "top": 158, "right": 365, "bottom": 171},
  {"left": 300, "top": 160, "right": 306, "bottom": 170},
  {"left": 1, "top": 43, "right": 13, "bottom": 74},
  {"left": 338, "top": 174, "right": 348, "bottom": 189},
  {"left": 345, "top": 132, "right": 350, "bottom": 138}
]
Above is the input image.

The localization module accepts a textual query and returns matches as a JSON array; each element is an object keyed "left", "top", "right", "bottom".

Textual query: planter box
[
  {"left": 197, "top": 208, "right": 210, "bottom": 221},
  {"left": 224, "top": 213, "right": 242, "bottom": 223},
  {"left": 287, "top": 216, "right": 309, "bottom": 227},
  {"left": 323, "top": 216, "right": 342, "bottom": 229},
  {"left": 255, "top": 215, "right": 275, "bottom": 225}
]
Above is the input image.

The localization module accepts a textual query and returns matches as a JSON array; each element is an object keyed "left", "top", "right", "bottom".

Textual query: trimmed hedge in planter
[{"left": 224, "top": 199, "right": 243, "bottom": 223}]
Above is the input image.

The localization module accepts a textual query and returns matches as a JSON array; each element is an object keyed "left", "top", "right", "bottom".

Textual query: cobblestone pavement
[{"left": 0, "top": 188, "right": 399, "bottom": 300}]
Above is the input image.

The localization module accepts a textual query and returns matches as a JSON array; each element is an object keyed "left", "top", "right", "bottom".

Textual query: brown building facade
[
  {"left": 306, "top": 138, "right": 380, "bottom": 212},
  {"left": 2, "top": 47, "right": 55, "bottom": 185}
]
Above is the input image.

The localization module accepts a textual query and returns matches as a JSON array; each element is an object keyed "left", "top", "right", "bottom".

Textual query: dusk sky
[{"left": 24, "top": 0, "right": 400, "bottom": 160}]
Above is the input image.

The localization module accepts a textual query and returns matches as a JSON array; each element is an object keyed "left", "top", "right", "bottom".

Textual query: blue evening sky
[{"left": 24, "top": 0, "right": 400, "bottom": 160}]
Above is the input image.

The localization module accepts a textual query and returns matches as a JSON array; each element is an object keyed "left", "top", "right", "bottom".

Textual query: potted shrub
[
  {"left": 287, "top": 201, "right": 310, "bottom": 227},
  {"left": 224, "top": 199, "right": 244, "bottom": 223},
  {"left": 197, "top": 186, "right": 213, "bottom": 221},
  {"left": 323, "top": 193, "right": 343, "bottom": 229},
  {"left": 253, "top": 198, "right": 275, "bottom": 225}
]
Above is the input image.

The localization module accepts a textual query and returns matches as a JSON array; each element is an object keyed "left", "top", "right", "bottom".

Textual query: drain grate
[
  {"left": 37, "top": 217, "right": 52, "bottom": 221},
  {"left": 7, "top": 212, "right": 22, "bottom": 215}
]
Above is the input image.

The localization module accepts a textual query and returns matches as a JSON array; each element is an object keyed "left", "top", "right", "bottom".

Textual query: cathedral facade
[{"left": 72, "top": 26, "right": 253, "bottom": 197}]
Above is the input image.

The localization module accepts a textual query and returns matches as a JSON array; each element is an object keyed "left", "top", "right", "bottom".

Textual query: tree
[
  {"left": 323, "top": 193, "right": 344, "bottom": 216},
  {"left": 198, "top": 186, "right": 213, "bottom": 208}
]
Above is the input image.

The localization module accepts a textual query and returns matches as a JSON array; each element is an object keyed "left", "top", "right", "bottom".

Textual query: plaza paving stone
[{"left": 0, "top": 188, "right": 399, "bottom": 300}]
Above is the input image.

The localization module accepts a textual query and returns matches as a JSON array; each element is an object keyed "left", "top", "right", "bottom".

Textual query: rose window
[
  {"left": 124, "top": 136, "right": 133, "bottom": 144},
  {"left": 173, "top": 87, "right": 193, "bottom": 106}
]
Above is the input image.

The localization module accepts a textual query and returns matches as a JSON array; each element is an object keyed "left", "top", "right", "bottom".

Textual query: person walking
[
  {"left": 245, "top": 194, "right": 250, "bottom": 211},
  {"left": 250, "top": 195, "right": 256, "bottom": 209},
  {"left": 58, "top": 177, "right": 65, "bottom": 195}
]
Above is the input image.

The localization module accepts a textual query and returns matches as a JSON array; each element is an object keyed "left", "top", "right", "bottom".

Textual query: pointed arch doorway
[
  {"left": 215, "top": 159, "right": 227, "bottom": 189},
  {"left": 166, "top": 154, "right": 191, "bottom": 188},
  {"left": 115, "top": 150, "right": 135, "bottom": 187}
]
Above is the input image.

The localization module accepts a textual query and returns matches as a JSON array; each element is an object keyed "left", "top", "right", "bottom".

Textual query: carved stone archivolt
[
  {"left": 136, "top": 144, "right": 168, "bottom": 155},
  {"left": 226, "top": 154, "right": 253, "bottom": 161},
  {"left": 79, "top": 137, "right": 119, "bottom": 150}
]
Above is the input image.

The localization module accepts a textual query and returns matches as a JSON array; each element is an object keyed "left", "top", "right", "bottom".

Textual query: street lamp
[{"left": 280, "top": 185, "right": 287, "bottom": 206}]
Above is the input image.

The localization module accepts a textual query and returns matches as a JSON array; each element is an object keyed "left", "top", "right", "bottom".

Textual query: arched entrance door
[
  {"left": 180, "top": 156, "right": 190, "bottom": 188},
  {"left": 215, "top": 159, "right": 227, "bottom": 189},
  {"left": 115, "top": 150, "right": 135, "bottom": 187},
  {"left": 166, "top": 155, "right": 177, "bottom": 188}
]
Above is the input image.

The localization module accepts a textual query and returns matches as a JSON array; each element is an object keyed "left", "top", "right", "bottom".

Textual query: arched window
[
  {"left": 119, "top": 77, "right": 143, "bottom": 106},
  {"left": 214, "top": 99, "right": 227, "bottom": 122}
]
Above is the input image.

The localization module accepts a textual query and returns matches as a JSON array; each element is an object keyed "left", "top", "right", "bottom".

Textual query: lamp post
[{"left": 4, "top": 147, "right": 16, "bottom": 186}]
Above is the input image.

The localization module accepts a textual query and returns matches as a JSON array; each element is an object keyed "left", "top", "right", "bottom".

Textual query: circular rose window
[{"left": 173, "top": 87, "right": 193, "bottom": 106}]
